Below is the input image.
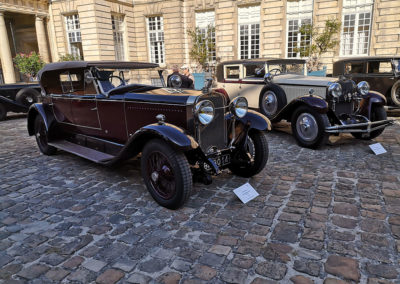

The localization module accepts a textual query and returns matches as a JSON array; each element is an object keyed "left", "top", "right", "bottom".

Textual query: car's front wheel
[
  {"left": 291, "top": 106, "right": 329, "bottom": 149},
  {"left": 141, "top": 139, "right": 192, "bottom": 209},
  {"left": 229, "top": 130, "right": 269, "bottom": 178},
  {"left": 351, "top": 105, "right": 387, "bottom": 140},
  {"left": 391, "top": 81, "right": 400, "bottom": 107},
  {"left": 259, "top": 85, "right": 287, "bottom": 120},
  {"left": 34, "top": 115, "right": 57, "bottom": 155}
]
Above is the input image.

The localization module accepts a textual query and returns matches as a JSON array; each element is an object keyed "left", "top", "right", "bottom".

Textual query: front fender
[
  {"left": 228, "top": 110, "right": 271, "bottom": 131},
  {"left": 27, "top": 103, "right": 49, "bottom": 136},
  {"left": 275, "top": 95, "right": 328, "bottom": 121},
  {"left": 359, "top": 91, "right": 386, "bottom": 118}
]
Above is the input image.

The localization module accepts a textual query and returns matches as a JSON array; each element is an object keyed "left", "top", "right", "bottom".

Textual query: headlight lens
[
  {"left": 328, "top": 83, "right": 342, "bottom": 98},
  {"left": 357, "top": 81, "right": 370, "bottom": 96},
  {"left": 230, "top": 97, "right": 248, "bottom": 118},
  {"left": 195, "top": 100, "right": 214, "bottom": 125}
]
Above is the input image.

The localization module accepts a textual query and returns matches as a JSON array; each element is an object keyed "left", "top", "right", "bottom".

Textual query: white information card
[
  {"left": 233, "top": 182, "right": 259, "bottom": 204},
  {"left": 369, "top": 143, "right": 387, "bottom": 155}
]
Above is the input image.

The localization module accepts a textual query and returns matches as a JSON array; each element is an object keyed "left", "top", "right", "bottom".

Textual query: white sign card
[
  {"left": 369, "top": 143, "right": 387, "bottom": 155},
  {"left": 233, "top": 182, "right": 259, "bottom": 204}
]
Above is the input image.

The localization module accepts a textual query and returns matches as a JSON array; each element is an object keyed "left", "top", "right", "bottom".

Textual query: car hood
[
  {"left": 272, "top": 74, "right": 338, "bottom": 87},
  {"left": 124, "top": 87, "right": 202, "bottom": 105}
]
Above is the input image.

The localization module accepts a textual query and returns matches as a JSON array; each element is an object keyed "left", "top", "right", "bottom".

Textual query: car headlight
[
  {"left": 357, "top": 81, "right": 370, "bottom": 96},
  {"left": 230, "top": 97, "right": 248, "bottom": 118},
  {"left": 328, "top": 83, "right": 342, "bottom": 98},
  {"left": 195, "top": 100, "right": 214, "bottom": 125}
]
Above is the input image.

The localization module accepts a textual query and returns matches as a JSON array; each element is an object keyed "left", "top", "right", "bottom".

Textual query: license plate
[{"left": 205, "top": 154, "right": 231, "bottom": 171}]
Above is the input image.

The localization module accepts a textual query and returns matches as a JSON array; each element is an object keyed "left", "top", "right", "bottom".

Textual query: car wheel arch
[{"left": 27, "top": 104, "right": 54, "bottom": 136}]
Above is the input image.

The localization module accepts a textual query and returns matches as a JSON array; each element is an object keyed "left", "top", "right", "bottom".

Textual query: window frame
[
  {"left": 111, "top": 14, "right": 126, "bottom": 61},
  {"left": 286, "top": 18, "right": 312, "bottom": 59},
  {"left": 147, "top": 16, "right": 165, "bottom": 65},
  {"left": 195, "top": 11, "right": 216, "bottom": 63},
  {"left": 238, "top": 6, "right": 260, "bottom": 60},
  {"left": 224, "top": 64, "right": 243, "bottom": 81},
  {"left": 64, "top": 14, "right": 83, "bottom": 59}
]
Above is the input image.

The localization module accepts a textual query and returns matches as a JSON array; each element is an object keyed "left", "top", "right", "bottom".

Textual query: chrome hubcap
[
  {"left": 27, "top": 96, "right": 34, "bottom": 103},
  {"left": 151, "top": 171, "right": 159, "bottom": 182},
  {"left": 296, "top": 113, "right": 318, "bottom": 141},
  {"left": 263, "top": 91, "right": 278, "bottom": 116}
]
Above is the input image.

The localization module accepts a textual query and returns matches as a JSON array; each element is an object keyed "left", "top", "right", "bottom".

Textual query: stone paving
[{"left": 0, "top": 115, "right": 400, "bottom": 284}]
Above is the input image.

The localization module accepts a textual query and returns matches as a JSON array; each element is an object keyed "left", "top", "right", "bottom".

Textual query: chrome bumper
[{"left": 325, "top": 119, "right": 394, "bottom": 134}]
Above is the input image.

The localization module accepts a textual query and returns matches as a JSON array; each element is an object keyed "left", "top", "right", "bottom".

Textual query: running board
[{"left": 48, "top": 140, "right": 115, "bottom": 163}]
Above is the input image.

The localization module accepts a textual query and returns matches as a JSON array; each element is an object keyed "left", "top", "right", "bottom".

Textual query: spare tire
[{"left": 16, "top": 88, "right": 41, "bottom": 107}]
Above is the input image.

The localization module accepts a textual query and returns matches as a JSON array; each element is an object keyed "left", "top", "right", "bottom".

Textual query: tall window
[
  {"left": 196, "top": 11, "right": 216, "bottom": 62},
  {"left": 112, "top": 15, "right": 125, "bottom": 61},
  {"left": 286, "top": 0, "right": 313, "bottom": 58},
  {"left": 147, "top": 16, "right": 165, "bottom": 64},
  {"left": 341, "top": 0, "right": 373, "bottom": 56},
  {"left": 238, "top": 6, "right": 260, "bottom": 59},
  {"left": 65, "top": 14, "right": 83, "bottom": 59}
]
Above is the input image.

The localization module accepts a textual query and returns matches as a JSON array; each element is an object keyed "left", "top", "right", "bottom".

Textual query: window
[
  {"left": 344, "top": 62, "right": 364, "bottom": 74},
  {"left": 367, "top": 61, "right": 392, "bottom": 74},
  {"left": 59, "top": 71, "right": 84, "bottom": 94},
  {"left": 286, "top": 0, "right": 313, "bottom": 58},
  {"left": 244, "top": 64, "right": 265, "bottom": 78},
  {"left": 112, "top": 15, "right": 125, "bottom": 61},
  {"left": 147, "top": 16, "right": 165, "bottom": 64},
  {"left": 65, "top": 14, "right": 83, "bottom": 59},
  {"left": 196, "top": 11, "right": 216, "bottom": 62},
  {"left": 238, "top": 6, "right": 260, "bottom": 59},
  {"left": 341, "top": 0, "right": 373, "bottom": 56},
  {"left": 225, "top": 66, "right": 241, "bottom": 79}
]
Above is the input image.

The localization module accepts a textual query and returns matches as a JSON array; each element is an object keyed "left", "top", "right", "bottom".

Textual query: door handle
[{"left": 91, "top": 107, "right": 97, "bottom": 111}]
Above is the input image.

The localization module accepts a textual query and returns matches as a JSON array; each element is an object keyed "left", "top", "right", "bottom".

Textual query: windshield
[
  {"left": 101, "top": 68, "right": 166, "bottom": 88},
  {"left": 266, "top": 63, "right": 305, "bottom": 75}
]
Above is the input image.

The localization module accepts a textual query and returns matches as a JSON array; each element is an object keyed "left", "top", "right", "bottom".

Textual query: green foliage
[
  {"left": 13, "top": 52, "right": 45, "bottom": 78},
  {"left": 58, "top": 53, "right": 81, "bottom": 62},
  {"left": 187, "top": 25, "right": 215, "bottom": 71}
]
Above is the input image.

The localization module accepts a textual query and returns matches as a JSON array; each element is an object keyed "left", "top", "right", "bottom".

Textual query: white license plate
[{"left": 204, "top": 154, "right": 231, "bottom": 171}]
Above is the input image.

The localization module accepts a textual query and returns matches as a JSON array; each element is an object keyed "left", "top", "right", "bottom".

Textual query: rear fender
[
  {"left": 359, "top": 91, "right": 386, "bottom": 118},
  {"left": 275, "top": 95, "right": 328, "bottom": 121},
  {"left": 27, "top": 103, "right": 52, "bottom": 136}
]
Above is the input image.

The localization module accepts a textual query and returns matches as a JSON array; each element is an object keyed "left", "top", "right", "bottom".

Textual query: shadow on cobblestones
[{"left": 0, "top": 118, "right": 399, "bottom": 283}]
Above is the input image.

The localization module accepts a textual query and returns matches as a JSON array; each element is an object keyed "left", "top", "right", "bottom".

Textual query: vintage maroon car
[{"left": 28, "top": 61, "right": 271, "bottom": 209}]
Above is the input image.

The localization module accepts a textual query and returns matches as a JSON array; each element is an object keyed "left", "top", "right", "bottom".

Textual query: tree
[
  {"left": 13, "top": 52, "right": 45, "bottom": 79},
  {"left": 187, "top": 24, "right": 215, "bottom": 71},
  {"left": 295, "top": 19, "right": 341, "bottom": 71},
  {"left": 58, "top": 53, "right": 81, "bottom": 61}
]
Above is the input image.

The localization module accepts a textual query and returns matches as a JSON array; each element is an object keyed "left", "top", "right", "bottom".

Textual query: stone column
[
  {"left": 0, "top": 11, "right": 16, "bottom": 83},
  {"left": 35, "top": 15, "right": 51, "bottom": 63}
]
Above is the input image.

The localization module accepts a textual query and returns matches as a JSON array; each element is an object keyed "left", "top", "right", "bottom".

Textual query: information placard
[
  {"left": 233, "top": 183, "right": 259, "bottom": 204},
  {"left": 369, "top": 143, "right": 387, "bottom": 155}
]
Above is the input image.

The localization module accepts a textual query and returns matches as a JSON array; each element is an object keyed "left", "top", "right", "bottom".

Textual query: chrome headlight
[
  {"left": 195, "top": 100, "right": 214, "bottom": 125},
  {"left": 328, "top": 83, "right": 342, "bottom": 98},
  {"left": 230, "top": 97, "right": 248, "bottom": 118},
  {"left": 357, "top": 81, "right": 370, "bottom": 96}
]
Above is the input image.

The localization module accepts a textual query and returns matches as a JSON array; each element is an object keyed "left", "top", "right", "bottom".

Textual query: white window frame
[
  {"left": 286, "top": 0, "right": 313, "bottom": 59},
  {"left": 195, "top": 11, "right": 216, "bottom": 63},
  {"left": 147, "top": 16, "right": 165, "bottom": 64},
  {"left": 111, "top": 14, "right": 126, "bottom": 61},
  {"left": 238, "top": 6, "right": 260, "bottom": 60},
  {"left": 340, "top": 0, "right": 373, "bottom": 57},
  {"left": 65, "top": 14, "right": 83, "bottom": 59}
]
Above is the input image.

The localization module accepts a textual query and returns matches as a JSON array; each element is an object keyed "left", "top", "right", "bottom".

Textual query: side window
[
  {"left": 244, "top": 64, "right": 264, "bottom": 78},
  {"left": 345, "top": 62, "right": 364, "bottom": 74},
  {"left": 225, "top": 66, "right": 241, "bottom": 79},
  {"left": 367, "top": 61, "right": 392, "bottom": 74},
  {"left": 59, "top": 72, "right": 84, "bottom": 94}
]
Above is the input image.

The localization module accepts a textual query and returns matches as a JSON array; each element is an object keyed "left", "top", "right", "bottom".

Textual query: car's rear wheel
[
  {"left": 34, "top": 115, "right": 57, "bottom": 155},
  {"left": 391, "top": 81, "right": 400, "bottom": 107},
  {"left": 259, "top": 85, "right": 287, "bottom": 121},
  {"left": 291, "top": 106, "right": 329, "bottom": 149},
  {"left": 16, "top": 88, "right": 40, "bottom": 107},
  {"left": 229, "top": 130, "right": 269, "bottom": 177},
  {"left": 351, "top": 105, "right": 387, "bottom": 140},
  {"left": 141, "top": 139, "right": 192, "bottom": 209},
  {"left": 0, "top": 104, "right": 7, "bottom": 121}
]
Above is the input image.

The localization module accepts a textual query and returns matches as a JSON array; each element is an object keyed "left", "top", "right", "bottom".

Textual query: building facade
[{"left": 0, "top": 0, "right": 399, "bottom": 83}]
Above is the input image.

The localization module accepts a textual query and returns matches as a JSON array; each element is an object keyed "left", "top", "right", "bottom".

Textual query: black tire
[
  {"left": 0, "top": 104, "right": 7, "bottom": 121},
  {"left": 351, "top": 105, "right": 387, "bottom": 140},
  {"left": 391, "top": 81, "right": 400, "bottom": 107},
  {"left": 291, "top": 105, "right": 329, "bottom": 149},
  {"left": 34, "top": 115, "right": 57, "bottom": 155},
  {"left": 229, "top": 130, "right": 269, "bottom": 178},
  {"left": 259, "top": 84, "right": 287, "bottom": 120},
  {"left": 141, "top": 139, "right": 192, "bottom": 209},
  {"left": 16, "top": 88, "right": 40, "bottom": 107}
]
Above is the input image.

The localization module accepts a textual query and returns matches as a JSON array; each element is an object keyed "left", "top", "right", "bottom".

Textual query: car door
[
  {"left": 365, "top": 60, "right": 395, "bottom": 95},
  {"left": 219, "top": 65, "right": 243, "bottom": 101},
  {"left": 51, "top": 72, "right": 74, "bottom": 124},
  {"left": 240, "top": 63, "right": 266, "bottom": 108}
]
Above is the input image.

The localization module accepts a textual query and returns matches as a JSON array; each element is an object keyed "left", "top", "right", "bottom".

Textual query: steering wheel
[
  {"left": 269, "top": 68, "right": 281, "bottom": 76},
  {"left": 109, "top": 75, "right": 126, "bottom": 87}
]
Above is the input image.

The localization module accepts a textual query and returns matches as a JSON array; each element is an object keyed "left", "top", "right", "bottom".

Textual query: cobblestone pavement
[{"left": 1, "top": 116, "right": 400, "bottom": 284}]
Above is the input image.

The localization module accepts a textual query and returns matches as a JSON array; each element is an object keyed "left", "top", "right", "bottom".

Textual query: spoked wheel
[
  {"left": 391, "top": 81, "right": 400, "bottom": 107},
  {"left": 34, "top": 115, "right": 57, "bottom": 155},
  {"left": 351, "top": 105, "right": 387, "bottom": 140},
  {"left": 141, "top": 139, "right": 192, "bottom": 209},
  {"left": 229, "top": 130, "right": 269, "bottom": 178},
  {"left": 291, "top": 106, "right": 329, "bottom": 149}
]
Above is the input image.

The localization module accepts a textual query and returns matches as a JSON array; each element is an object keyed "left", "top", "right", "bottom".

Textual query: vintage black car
[
  {"left": 333, "top": 56, "right": 400, "bottom": 107},
  {"left": 28, "top": 61, "right": 271, "bottom": 209},
  {"left": 0, "top": 83, "right": 41, "bottom": 120},
  {"left": 216, "top": 58, "right": 394, "bottom": 149}
]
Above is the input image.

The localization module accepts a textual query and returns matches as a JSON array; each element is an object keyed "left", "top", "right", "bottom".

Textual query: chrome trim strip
[{"left": 325, "top": 119, "right": 394, "bottom": 133}]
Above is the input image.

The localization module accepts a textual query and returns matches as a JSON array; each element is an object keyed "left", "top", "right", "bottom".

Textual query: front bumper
[{"left": 325, "top": 119, "right": 394, "bottom": 134}]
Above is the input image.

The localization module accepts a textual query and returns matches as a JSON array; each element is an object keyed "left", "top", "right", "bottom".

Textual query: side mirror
[{"left": 264, "top": 72, "right": 273, "bottom": 83}]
